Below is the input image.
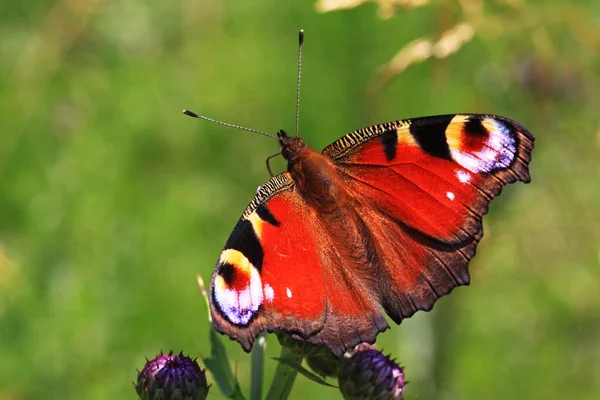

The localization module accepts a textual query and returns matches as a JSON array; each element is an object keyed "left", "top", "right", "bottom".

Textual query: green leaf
[
  {"left": 203, "top": 328, "right": 246, "bottom": 400},
  {"left": 273, "top": 357, "right": 337, "bottom": 388},
  {"left": 265, "top": 346, "right": 303, "bottom": 400}
]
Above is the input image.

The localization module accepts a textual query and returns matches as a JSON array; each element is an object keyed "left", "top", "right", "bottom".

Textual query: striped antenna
[
  {"left": 295, "top": 29, "right": 304, "bottom": 137},
  {"left": 182, "top": 109, "right": 277, "bottom": 139}
]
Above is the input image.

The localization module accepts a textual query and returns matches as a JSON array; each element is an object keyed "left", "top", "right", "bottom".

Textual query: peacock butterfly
[{"left": 186, "top": 31, "right": 534, "bottom": 357}]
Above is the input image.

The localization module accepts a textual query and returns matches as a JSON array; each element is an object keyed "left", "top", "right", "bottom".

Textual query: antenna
[
  {"left": 182, "top": 109, "right": 277, "bottom": 139},
  {"left": 295, "top": 29, "right": 304, "bottom": 137}
]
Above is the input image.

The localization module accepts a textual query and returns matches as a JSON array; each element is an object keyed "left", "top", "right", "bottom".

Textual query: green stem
[
  {"left": 250, "top": 334, "right": 266, "bottom": 400},
  {"left": 265, "top": 346, "right": 304, "bottom": 400}
]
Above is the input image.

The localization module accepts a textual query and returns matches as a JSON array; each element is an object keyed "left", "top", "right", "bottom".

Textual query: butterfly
[{"left": 188, "top": 33, "right": 534, "bottom": 357}]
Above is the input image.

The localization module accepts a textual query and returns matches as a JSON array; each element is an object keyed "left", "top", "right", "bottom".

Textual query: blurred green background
[{"left": 1, "top": 0, "right": 599, "bottom": 399}]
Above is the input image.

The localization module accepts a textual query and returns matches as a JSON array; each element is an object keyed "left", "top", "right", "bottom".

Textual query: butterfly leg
[{"left": 265, "top": 152, "right": 282, "bottom": 177}]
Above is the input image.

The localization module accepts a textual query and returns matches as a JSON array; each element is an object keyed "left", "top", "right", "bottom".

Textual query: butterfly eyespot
[
  {"left": 449, "top": 116, "right": 517, "bottom": 173},
  {"left": 213, "top": 249, "right": 264, "bottom": 326}
]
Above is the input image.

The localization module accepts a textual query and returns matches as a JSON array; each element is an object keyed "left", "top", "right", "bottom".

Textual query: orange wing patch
[
  {"left": 396, "top": 125, "right": 418, "bottom": 147},
  {"left": 444, "top": 114, "right": 470, "bottom": 150},
  {"left": 247, "top": 211, "right": 264, "bottom": 239}
]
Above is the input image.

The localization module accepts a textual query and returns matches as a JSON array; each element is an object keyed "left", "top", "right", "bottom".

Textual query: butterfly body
[
  {"left": 281, "top": 139, "right": 352, "bottom": 222},
  {"left": 209, "top": 114, "right": 534, "bottom": 356}
]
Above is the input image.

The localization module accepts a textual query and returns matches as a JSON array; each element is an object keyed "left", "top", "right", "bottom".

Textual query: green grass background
[{"left": 1, "top": 0, "right": 599, "bottom": 399}]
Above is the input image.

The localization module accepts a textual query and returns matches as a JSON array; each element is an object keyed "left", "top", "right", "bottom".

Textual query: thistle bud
[
  {"left": 136, "top": 351, "right": 210, "bottom": 400},
  {"left": 338, "top": 345, "right": 405, "bottom": 400}
]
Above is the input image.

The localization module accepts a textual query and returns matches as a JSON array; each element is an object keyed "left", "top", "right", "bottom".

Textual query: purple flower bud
[
  {"left": 136, "top": 351, "right": 210, "bottom": 400},
  {"left": 338, "top": 345, "right": 406, "bottom": 400}
]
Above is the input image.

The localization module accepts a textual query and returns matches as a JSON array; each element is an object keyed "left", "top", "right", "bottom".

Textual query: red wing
[
  {"left": 209, "top": 173, "right": 388, "bottom": 356},
  {"left": 323, "top": 114, "right": 534, "bottom": 323}
]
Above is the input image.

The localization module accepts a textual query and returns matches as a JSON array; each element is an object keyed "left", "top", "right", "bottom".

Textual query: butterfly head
[{"left": 278, "top": 129, "right": 306, "bottom": 162}]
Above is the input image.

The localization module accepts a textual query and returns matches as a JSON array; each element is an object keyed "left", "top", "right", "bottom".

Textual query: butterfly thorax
[{"left": 279, "top": 133, "right": 348, "bottom": 213}]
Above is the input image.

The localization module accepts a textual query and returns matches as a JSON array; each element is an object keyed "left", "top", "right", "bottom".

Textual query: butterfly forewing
[{"left": 325, "top": 114, "right": 533, "bottom": 240}]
